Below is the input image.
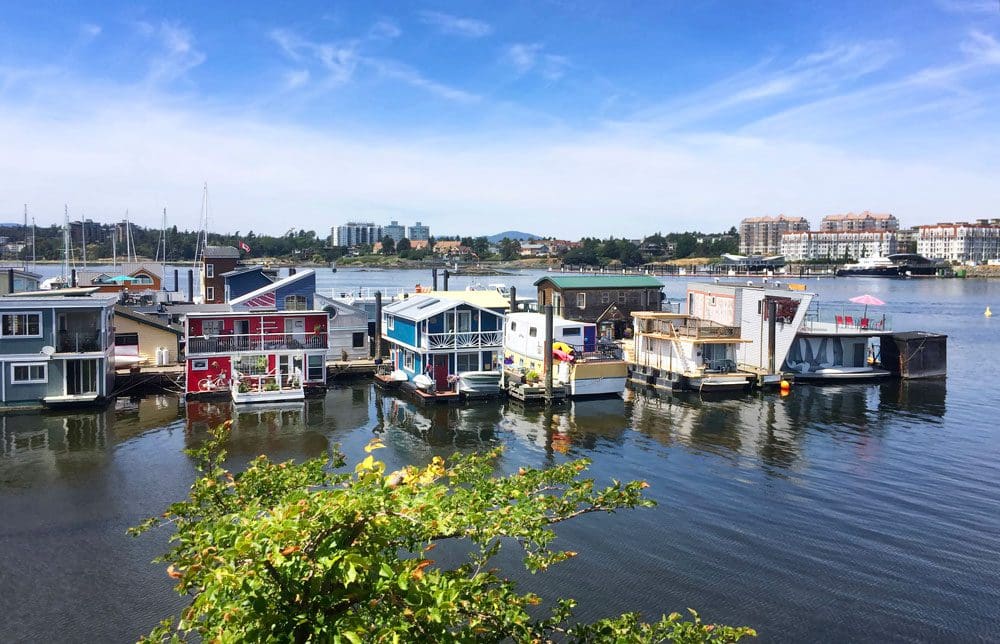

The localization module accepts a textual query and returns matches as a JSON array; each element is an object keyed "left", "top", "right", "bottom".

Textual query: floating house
[
  {"left": 503, "top": 312, "right": 627, "bottom": 398},
  {"left": 381, "top": 294, "right": 504, "bottom": 399},
  {"left": 184, "top": 270, "right": 328, "bottom": 402},
  {"left": 112, "top": 305, "right": 183, "bottom": 367},
  {"left": 315, "top": 293, "right": 370, "bottom": 360},
  {"left": 201, "top": 246, "right": 241, "bottom": 304},
  {"left": 686, "top": 282, "right": 815, "bottom": 383},
  {"left": 0, "top": 267, "right": 42, "bottom": 295},
  {"left": 75, "top": 262, "right": 164, "bottom": 294},
  {"left": 788, "top": 306, "right": 894, "bottom": 381},
  {"left": 534, "top": 275, "right": 664, "bottom": 339},
  {"left": 0, "top": 290, "right": 117, "bottom": 407},
  {"left": 222, "top": 265, "right": 276, "bottom": 303},
  {"left": 630, "top": 312, "right": 756, "bottom": 392}
]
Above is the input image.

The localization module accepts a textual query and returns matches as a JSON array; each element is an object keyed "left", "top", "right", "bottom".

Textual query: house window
[
  {"left": 510, "top": 321, "right": 517, "bottom": 331},
  {"left": 284, "top": 295, "right": 308, "bottom": 311},
  {"left": 206, "top": 264, "right": 214, "bottom": 278},
  {"left": 11, "top": 363, "right": 47, "bottom": 384},
  {"left": 307, "top": 354, "right": 325, "bottom": 381},
  {"left": 131, "top": 274, "right": 153, "bottom": 285},
  {"left": 601, "top": 291, "right": 610, "bottom": 304},
  {"left": 403, "top": 350, "right": 414, "bottom": 371},
  {"left": 205, "top": 286, "right": 215, "bottom": 301},
  {"left": 563, "top": 327, "right": 582, "bottom": 337},
  {"left": 2, "top": 312, "right": 42, "bottom": 337},
  {"left": 618, "top": 291, "right": 627, "bottom": 303},
  {"left": 191, "top": 359, "right": 209, "bottom": 371},
  {"left": 456, "top": 353, "right": 478, "bottom": 372},
  {"left": 115, "top": 332, "right": 139, "bottom": 346},
  {"left": 386, "top": 315, "right": 394, "bottom": 330},
  {"left": 352, "top": 332, "right": 365, "bottom": 348},
  {"left": 202, "top": 319, "right": 223, "bottom": 336},
  {"left": 234, "top": 354, "right": 268, "bottom": 376},
  {"left": 576, "top": 293, "right": 586, "bottom": 308},
  {"left": 529, "top": 327, "right": 538, "bottom": 337}
]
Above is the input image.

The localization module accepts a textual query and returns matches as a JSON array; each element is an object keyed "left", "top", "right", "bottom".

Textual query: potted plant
[{"left": 264, "top": 381, "right": 279, "bottom": 392}]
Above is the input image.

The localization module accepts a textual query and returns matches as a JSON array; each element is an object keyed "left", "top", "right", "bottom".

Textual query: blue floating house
[
  {"left": 229, "top": 269, "right": 316, "bottom": 312},
  {"left": 381, "top": 295, "right": 504, "bottom": 391},
  {"left": 222, "top": 265, "right": 277, "bottom": 303},
  {"left": 0, "top": 289, "right": 118, "bottom": 408}
]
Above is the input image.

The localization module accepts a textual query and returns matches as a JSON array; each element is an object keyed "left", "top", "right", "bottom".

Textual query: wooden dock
[{"left": 505, "top": 380, "right": 568, "bottom": 403}]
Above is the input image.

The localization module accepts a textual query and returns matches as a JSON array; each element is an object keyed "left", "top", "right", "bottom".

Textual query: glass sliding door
[{"left": 66, "top": 359, "right": 99, "bottom": 396}]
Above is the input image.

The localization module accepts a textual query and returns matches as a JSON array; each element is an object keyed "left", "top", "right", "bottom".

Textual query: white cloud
[
  {"left": 143, "top": 21, "right": 206, "bottom": 85},
  {"left": 269, "top": 29, "right": 359, "bottom": 86},
  {"left": 366, "top": 59, "right": 480, "bottom": 103},
  {"left": 418, "top": 11, "right": 492, "bottom": 38},
  {"left": 961, "top": 30, "right": 1000, "bottom": 64},
  {"left": 283, "top": 69, "right": 310, "bottom": 89},
  {"left": 369, "top": 19, "right": 402, "bottom": 40},
  {"left": 504, "top": 43, "right": 569, "bottom": 79},
  {"left": 80, "top": 23, "right": 102, "bottom": 40}
]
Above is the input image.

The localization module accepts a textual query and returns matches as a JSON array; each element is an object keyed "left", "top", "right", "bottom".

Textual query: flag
[{"left": 239, "top": 241, "right": 251, "bottom": 253}]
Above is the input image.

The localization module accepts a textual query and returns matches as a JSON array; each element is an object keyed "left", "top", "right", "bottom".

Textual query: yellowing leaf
[{"left": 364, "top": 439, "right": 386, "bottom": 453}]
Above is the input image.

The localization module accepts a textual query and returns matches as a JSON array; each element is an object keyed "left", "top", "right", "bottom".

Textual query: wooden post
[
  {"left": 374, "top": 290, "right": 383, "bottom": 361},
  {"left": 188, "top": 269, "right": 194, "bottom": 302},
  {"left": 509, "top": 286, "right": 517, "bottom": 313},
  {"left": 544, "top": 304, "right": 554, "bottom": 403},
  {"left": 767, "top": 298, "right": 777, "bottom": 375},
  {"left": 431, "top": 268, "right": 438, "bottom": 291},
  {"left": 443, "top": 269, "right": 450, "bottom": 291},
  {"left": 173, "top": 268, "right": 179, "bottom": 292}
]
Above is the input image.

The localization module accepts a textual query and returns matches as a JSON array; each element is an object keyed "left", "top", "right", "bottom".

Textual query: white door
[{"left": 285, "top": 318, "right": 306, "bottom": 345}]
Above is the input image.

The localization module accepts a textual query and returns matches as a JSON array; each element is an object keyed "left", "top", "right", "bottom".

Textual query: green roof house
[{"left": 534, "top": 275, "right": 664, "bottom": 339}]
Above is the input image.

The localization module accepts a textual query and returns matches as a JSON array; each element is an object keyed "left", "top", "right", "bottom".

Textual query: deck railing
[
  {"left": 422, "top": 330, "right": 503, "bottom": 350},
  {"left": 188, "top": 333, "right": 328, "bottom": 355},
  {"left": 800, "top": 308, "right": 892, "bottom": 333},
  {"left": 639, "top": 317, "right": 741, "bottom": 339}
]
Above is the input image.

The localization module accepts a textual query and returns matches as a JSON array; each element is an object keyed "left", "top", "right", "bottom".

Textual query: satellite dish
[{"left": 41, "top": 346, "right": 55, "bottom": 356}]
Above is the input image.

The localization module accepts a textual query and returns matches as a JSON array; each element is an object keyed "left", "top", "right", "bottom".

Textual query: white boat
[
  {"left": 412, "top": 374, "right": 434, "bottom": 391},
  {"left": 457, "top": 370, "right": 502, "bottom": 397},
  {"left": 503, "top": 313, "right": 627, "bottom": 398}
]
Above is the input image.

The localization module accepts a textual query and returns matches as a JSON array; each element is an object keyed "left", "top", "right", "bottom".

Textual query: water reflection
[
  {"left": 500, "top": 397, "right": 629, "bottom": 459},
  {"left": 374, "top": 390, "right": 501, "bottom": 447},
  {"left": 627, "top": 380, "right": 947, "bottom": 472}
]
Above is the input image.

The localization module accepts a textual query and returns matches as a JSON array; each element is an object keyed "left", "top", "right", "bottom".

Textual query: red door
[{"left": 434, "top": 357, "right": 449, "bottom": 390}]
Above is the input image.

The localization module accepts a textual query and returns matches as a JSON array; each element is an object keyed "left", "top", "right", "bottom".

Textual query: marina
[{"left": 1, "top": 265, "right": 996, "bottom": 643}]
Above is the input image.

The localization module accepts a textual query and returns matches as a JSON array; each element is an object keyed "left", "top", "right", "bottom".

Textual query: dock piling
[
  {"left": 544, "top": 304, "right": 554, "bottom": 404},
  {"left": 767, "top": 298, "right": 777, "bottom": 374},
  {"left": 374, "top": 290, "right": 384, "bottom": 360},
  {"left": 509, "top": 286, "right": 517, "bottom": 313},
  {"left": 442, "top": 269, "right": 450, "bottom": 291},
  {"left": 432, "top": 268, "right": 438, "bottom": 291}
]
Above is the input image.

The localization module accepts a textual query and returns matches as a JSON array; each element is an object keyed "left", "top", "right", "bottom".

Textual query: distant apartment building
[
  {"left": 407, "top": 221, "right": 430, "bottom": 241},
  {"left": 820, "top": 211, "right": 899, "bottom": 232},
  {"left": 780, "top": 231, "right": 898, "bottom": 261},
  {"left": 383, "top": 220, "right": 406, "bottom": 243},
  {"left": 331, "top": 222, "right": 383, "bottom": 248},
  {"left": 916, "top": 220, "right": 1000, "bottom": 263},
  {"left": 895, "top": 226, "right": 919, "bottom": 253},
  {"left": 739, "top": 215, "right": 810, "bottom": 256}
]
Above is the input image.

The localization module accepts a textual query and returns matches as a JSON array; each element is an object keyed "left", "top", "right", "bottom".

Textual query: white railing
[
  {"left": 188, "top": 333, "right": 327, "bottom": 355},
  {"left": 422, "top": 330, "right": 503, "bottom": 350}
]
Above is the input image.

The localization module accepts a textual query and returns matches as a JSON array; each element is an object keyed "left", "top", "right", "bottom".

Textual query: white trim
[
  {"left": 206, "top": 263, "right": 214, "bottom": 278},
  {"left": 191, "top": 358, "right": 209, "bottom": 371},
  {"left": 11, "top": 362, "right": 48, "bottom": 384},
  {"left": 206, "top": 286, "right": 215, "bottom": 301},
  {"left": 1, "top": 311, "right": 43, "bottom": 338}
]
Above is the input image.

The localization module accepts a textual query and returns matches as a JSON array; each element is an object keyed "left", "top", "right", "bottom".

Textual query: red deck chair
[
  {"left": 845, "top": 316, "right": 854, "bottom": 327},
  {"left": 835, "top": 315, "right": 844, "bottom": 327},
  {"left": 860, "top": 318, "right": 870, "bottom": 329}
]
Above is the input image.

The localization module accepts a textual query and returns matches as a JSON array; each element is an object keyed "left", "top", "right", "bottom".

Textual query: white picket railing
[{"left": 422, "top": 330, "right": 503, "bottom": 350}]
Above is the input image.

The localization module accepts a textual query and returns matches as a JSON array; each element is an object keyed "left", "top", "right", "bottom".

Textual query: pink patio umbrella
[{"left": 849, "top": 293, "right": 885, "bottom": 323}]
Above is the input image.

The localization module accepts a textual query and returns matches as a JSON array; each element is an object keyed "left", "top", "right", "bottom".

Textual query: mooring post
[
  {"left": 173, "top": 268, "right": 179, "bottom": 292},
  {"left": 544, "top": 304, "right": 554, "bottom": 403},
  {"left": 188, "top": 269, "right": 194, "bottom": 302},
  {"left": 509, "top": 286, "right": 517, "bottom": 313},
  {"left": 443, "top": 269, "right": 450, "bottom": 291},
  {"left": 375, "top": 290, "right": 384, "bottom": 360},
  {"left": 767, "top": 298, "right": 777, "bottom": 375},
  {"left": 432, "top": 268, "right": 438, "bottom": 291}
]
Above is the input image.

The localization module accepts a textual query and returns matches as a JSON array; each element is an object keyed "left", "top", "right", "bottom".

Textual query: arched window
[{"left": 284, "top": 295, "right": 308, "bottom": 311}]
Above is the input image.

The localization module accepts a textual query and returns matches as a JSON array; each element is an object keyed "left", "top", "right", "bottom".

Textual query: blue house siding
[
  {"left": 274, "top": 273, "right": 316, "bottom": 310},
  {"left": 225, "top": 270, "right": 273, "bottom": 302},
  {"left": 385, "top": 317, "right": 418, "bottom": 348}
]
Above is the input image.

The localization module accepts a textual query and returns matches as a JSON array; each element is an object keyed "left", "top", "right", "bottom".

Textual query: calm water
[{"left": 2, "top": 269, "right": 999, "bottom": 642}]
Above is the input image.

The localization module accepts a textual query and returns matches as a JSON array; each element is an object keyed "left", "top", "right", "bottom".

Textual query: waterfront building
[
  {"left": 313, "top": 294, "right": 370, "bottom": 360},
  {"left": 201, "top": 246, "right": 240, "bottom": 304},
  {"left": 112, "top": 305, "right": 182, "bottom": 366},
  {"left": 380, "top": 294, "right": 504, "bottom": 393},
  {"left": 383, "top": 220, "right": 406, "bottom": 243},
  {"left": 738, "top": 215, "right": 810, "bottom": 256},
  {"left": 916, "top": 220, "right": 1000, "bottom": 263},
  {"left": 820, "top": 211, "right": 899, "bottom": 232},
  {"left": 519, "top": 243, "right": 551, "bottom": 257},
  {"left": 0, "top": 290, "right": 117, "bottom": 407},
  {"left": 534, "top": 275, "right": 664, "bottom": 339},
  {"left": 76, "top": 262, "right": 164, "bottom": 294},
  {"left": 0, "top": 267, "right": 41, "bottom": 294},
  {"left": 221, "top": 265, "right": 275, "bottom": 303},
  {"left": 331, "top": 222, "right": 383, "bottom": 248},
  {"left": 684, "top": 281, "right": 815, "bottom": 382},
  {"left": 780, "top": 231, "right": 898, "bottom": 261},
  {"left": 407, "top": 221, "right": 430, "bottom": 241}
]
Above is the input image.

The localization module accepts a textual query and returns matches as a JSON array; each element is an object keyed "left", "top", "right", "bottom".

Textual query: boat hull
[{"left": 458, "top": 371, "right": 503, "bottom": 397}]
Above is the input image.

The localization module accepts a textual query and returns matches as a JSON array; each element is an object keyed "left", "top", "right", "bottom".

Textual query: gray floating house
[{"left": 1, "top": 289, "right": 118, "bottom": 408}]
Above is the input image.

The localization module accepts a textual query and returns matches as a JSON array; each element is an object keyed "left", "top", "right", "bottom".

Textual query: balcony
[
  {"left": 422, "top": 330, "right": 503, "bottom": 350},
  {"left": 799, "top": 308, "right": 893, "bottom": 335},
  {"left": 187, "top": 333, "right": 328, "bottom": 355},
  {"left": 636, "top": 315, "right": 741, "bottom": 340},
  {"left": 57, "top": 330, "right": 103, "bottom": 353}
]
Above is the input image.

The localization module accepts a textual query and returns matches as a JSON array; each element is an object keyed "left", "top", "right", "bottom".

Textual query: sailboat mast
[
  {"left": 62, "top": 205, "right": 70, "bottom": 282},
  {"left": 81, "top": 215, "right": 88, "bottom": 268},
  {"left": 30, "top": 213, "right": 36, "bottom": 268},
  {"left": 160, "top": 207, "right": 168, "bottom": 283},
  {"left": 112, "top": 221, "right": 117, "bottom": 271}
]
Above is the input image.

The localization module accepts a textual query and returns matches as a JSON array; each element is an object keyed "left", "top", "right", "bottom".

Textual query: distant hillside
[{"left": 487, "top": 230, "right": 539, "bottom": 243}]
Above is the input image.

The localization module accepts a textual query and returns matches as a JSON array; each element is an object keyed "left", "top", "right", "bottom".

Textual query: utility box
[{"left": 881, "top": 332, "right": 947, "bottom": 379}]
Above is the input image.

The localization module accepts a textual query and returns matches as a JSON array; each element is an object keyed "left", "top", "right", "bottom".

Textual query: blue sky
[{"left": 1, "top": 0, "right": 998, "bottom": 237}]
